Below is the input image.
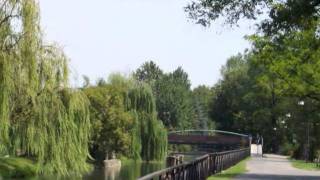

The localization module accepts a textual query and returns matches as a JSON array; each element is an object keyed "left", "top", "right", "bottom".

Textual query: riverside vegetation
[
  {"left": 1, "top": 0, "right": 320, "bottom": 178},
  {"left": 0, "top": 0, "right": 167, "bottom": 178}
]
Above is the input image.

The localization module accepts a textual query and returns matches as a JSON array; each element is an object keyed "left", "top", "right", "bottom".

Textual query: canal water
[
  {"left": 84, "top": 155, "right": 199, "bottom": 180},
  {"left": 30, "top": 155, "right": 199, "bottom": 180},
  {"left": 84, "top": 160, "right": 165, "bottom": 180}
]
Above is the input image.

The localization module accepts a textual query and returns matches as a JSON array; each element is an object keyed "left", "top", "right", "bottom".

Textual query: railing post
[{"left": 211, "top": 153, "right": 216, "bottom": 174}]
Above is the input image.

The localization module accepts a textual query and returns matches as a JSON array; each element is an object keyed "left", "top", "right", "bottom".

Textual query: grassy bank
[
  {"left": 207, "top": 158, "right": 250, "bottom": 180},
  {"left": 290, "top": 159, "right": 320, "bottom": 171},
  {"left": 0, "top": 157, "right": 37, "bottom": 178}
]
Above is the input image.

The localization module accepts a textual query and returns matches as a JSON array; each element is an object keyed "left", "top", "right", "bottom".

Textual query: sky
[{"left": 39, "top": 0, "right": 255, "bottom": 88}]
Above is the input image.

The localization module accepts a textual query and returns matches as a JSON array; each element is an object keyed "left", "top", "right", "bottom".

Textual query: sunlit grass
[
  {"left": 207, "top": 157, "right": 250, "bottom": 180},
  {"left": 290, "top": 159, "right": 320, "bottom": 171}
]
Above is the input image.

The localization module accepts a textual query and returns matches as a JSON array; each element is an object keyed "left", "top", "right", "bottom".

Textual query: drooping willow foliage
[
  {"left": 0, "top": 0, "right": 91, "bottom": 175},
  {"left": 105, "top": 74, "right": 167, "bottom": 161},
  {"left": 127, "top": 83, "right": 167, "bottom": 161}
]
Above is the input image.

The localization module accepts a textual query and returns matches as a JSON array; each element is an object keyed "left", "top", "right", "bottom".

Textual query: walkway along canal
[{"left": 235, "top": 154, "right": 320, "bottom": 180}]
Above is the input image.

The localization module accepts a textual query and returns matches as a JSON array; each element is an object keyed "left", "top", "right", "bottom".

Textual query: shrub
[{"left": 0, "top": 157, "right": 37, "bottom": 178}]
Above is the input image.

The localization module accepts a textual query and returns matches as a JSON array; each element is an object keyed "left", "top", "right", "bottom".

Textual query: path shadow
[
  {"left": 234, "top": 173, "right": 320, "bottom": 180},
  {"left": 251, "top": 159, "right": 292, "bottom": 163}
]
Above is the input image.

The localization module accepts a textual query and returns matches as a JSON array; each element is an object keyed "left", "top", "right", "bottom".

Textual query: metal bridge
[
  {"left": 168, "top": 130, "right": 250, "bottom": 151},
  {"left": 138, "top": 130, "right": 252, "bottom": 180}
]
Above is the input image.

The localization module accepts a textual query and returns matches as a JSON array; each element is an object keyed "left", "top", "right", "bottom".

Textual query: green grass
[
  {"left": 290, "top": 159, "right": 320, "bottom": 171},
  {"left": 0, "top": 157, "right": 37, "bottom": 178},
  {"left": 207, "top": 158, "right": 250, "bottom": 180}
]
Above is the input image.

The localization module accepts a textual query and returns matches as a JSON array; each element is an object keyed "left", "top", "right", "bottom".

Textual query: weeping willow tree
[
  {"left": 106, "top": 74, "right": 167, "bottom": 161},
  {"left": 127, "top": 83, "right": 167, "bottom": 161},
  {"left": 0, "top": 0, "right": 91, "bottom": 175}
]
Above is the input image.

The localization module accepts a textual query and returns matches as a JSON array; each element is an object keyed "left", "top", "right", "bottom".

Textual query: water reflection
[
  {"left": 104, "top": 164, "right": 121, "bottom": 180},
  {"left": 30, "top": 155, "right": 199, "bottom": 180},
  {"left": 84, "top": 160, "right": 165, "bottom": 180}
]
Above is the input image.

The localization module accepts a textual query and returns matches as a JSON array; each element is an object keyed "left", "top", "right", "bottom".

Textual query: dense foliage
[
  {"left": 2, "top": 0, "right": 320, "bottom": 177},
  {"left": 210, "top": 46, "right": 320, "bottom": 159},
  {"left": 127, "top": 83, "right": 167, "bottom": 161},
  {"left": 185, "top": 0, "right": 320, "bottom": 33},
  {"left": 84, "top": 84, "right": 133, "bottom": 161},
  {"left": 185, "top": 0, "right": 320, "bottom": 161},
  {"left": 0, "top": 157, "right": 37, "bottom": 178},
  {"left": 84, "top": 74, "right": 167, "bottom": 162},
  {"left": 246, "top": 22, "right": 320, "bottom": 159},
  {"left": 134, "top": 61, "right": 213, "bottom": 130},
  {"left": 192, "top": 86, "right": 215, "bottom": 130},
  {"left": 0, "top": 0, "right": 91, "bottom": 175}
]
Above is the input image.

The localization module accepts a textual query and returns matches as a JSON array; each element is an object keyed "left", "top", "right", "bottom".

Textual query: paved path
[{"left": 235, "top": 154, "right": 320, "bottom": 180}]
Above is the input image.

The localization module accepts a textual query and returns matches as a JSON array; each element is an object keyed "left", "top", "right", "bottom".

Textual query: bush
[
  {"left": 314, "top": 150, "right": 320, "bottom": 166},
  {"left": 0, "top": 157, "right": 37, "bottom": 178},
  {"left": 279, "top": 143, "right": 297, "bottom": 156}
]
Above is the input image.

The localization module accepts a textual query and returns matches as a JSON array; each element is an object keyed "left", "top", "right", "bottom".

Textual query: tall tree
[
  {"left": 192, "top": 85, "right": 215, "bottom": 130},
  {"left": 209, "top": 53, "right": 291, "bottom": 153},
  {"left": 247, "top": 22, "right": 320, "bottom": 158},
  {"left": 248, "top": 23, "right": 320, "bottom": 103},
  {"left": 84, "top": 85, "right": 133, "bottom": 161},
  {"left": 134, "top": 62, "right": 194, "bottom": 130},
  {"left": 134, "top": 61, "right": 163, "bottom": 85},
  {"left": 127, "top": 83, "right": 167, "bottom": 161},
  {"left": 87, "top": 74, "right": 167, "bottom": 162},
  {"left": 155, "top": 67, "right": 194, "bottom": 129},
  {"left": 210, "top": 54, "right": 250, "bottom": 131},
  {"left": 0, "top": 0, "right": 91, "bottom": 175}
]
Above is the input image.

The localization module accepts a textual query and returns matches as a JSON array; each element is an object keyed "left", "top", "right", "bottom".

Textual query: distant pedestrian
[{"left": 256, "top": 134, "right": 260, "bottom": 145}]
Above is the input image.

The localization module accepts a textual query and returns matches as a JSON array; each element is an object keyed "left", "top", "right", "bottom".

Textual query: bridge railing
[
  {"left": 137, "top": 148, "right": 250, "bottom": 180},
  {"left": 168, "top": 130, "right": 249, "bottom": 137}
]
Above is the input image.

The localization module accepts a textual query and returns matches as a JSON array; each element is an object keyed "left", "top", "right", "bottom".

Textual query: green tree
[
  {"left": 186, "top": 0, "right": 320, "bottom": 160},
  {"left": 155, "top": 67, "right": 194, "bottom": 129},
  {"left": 193, "top": 100, "right": 209, "bottom": 129},
  {"left": 134, "top": 62, "right": 195, "bottom": 130},
  {"left": 134, "top": 61, "right": 163, "bottom": 86},
  {"left": 248, "top": 23, "right": 320, "bottom": 102},
  {"left": 209, "top": 53, "right": 290, "bottom": 153},
  {"left": 192, "top": 85, "right": 215, "bottom": 130},
  {"left": 0, "top": 0, "right": 91, "bottom": 175},
  {"left": 247, "top": 22, "right": 320, "bottom": 158},
  {"left": 84, "top": 85, "right": 133, "bottom": 161},
  {"left": 86, "top": 74, "right": 167, "bottom": 162},
  {"left": 127, "top": 83, "right": 167, "bottom": 161},
  {"left": 210, "top": 54, "right": 250, "bottom": 131}
]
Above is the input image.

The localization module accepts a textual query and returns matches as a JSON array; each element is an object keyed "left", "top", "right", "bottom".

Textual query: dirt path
[{"left": 235, "top": 154, "right": 320, "bottom": 180}]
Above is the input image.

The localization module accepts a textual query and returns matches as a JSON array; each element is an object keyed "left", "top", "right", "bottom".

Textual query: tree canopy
[
  {"left": 0, "top": 0, "right": 91, "bottom": 175},
  {"left": 2, "top": 0, "right": 320, "bottom": 177},
  {"left": 186, "top": 0, "right": 320, "bottom": 33},
  {"left": 84, "top": 74, "right": 167, "bottom": 162},
  {"left": 134, "top": 61, "right": 215, "bottom": 131}
]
